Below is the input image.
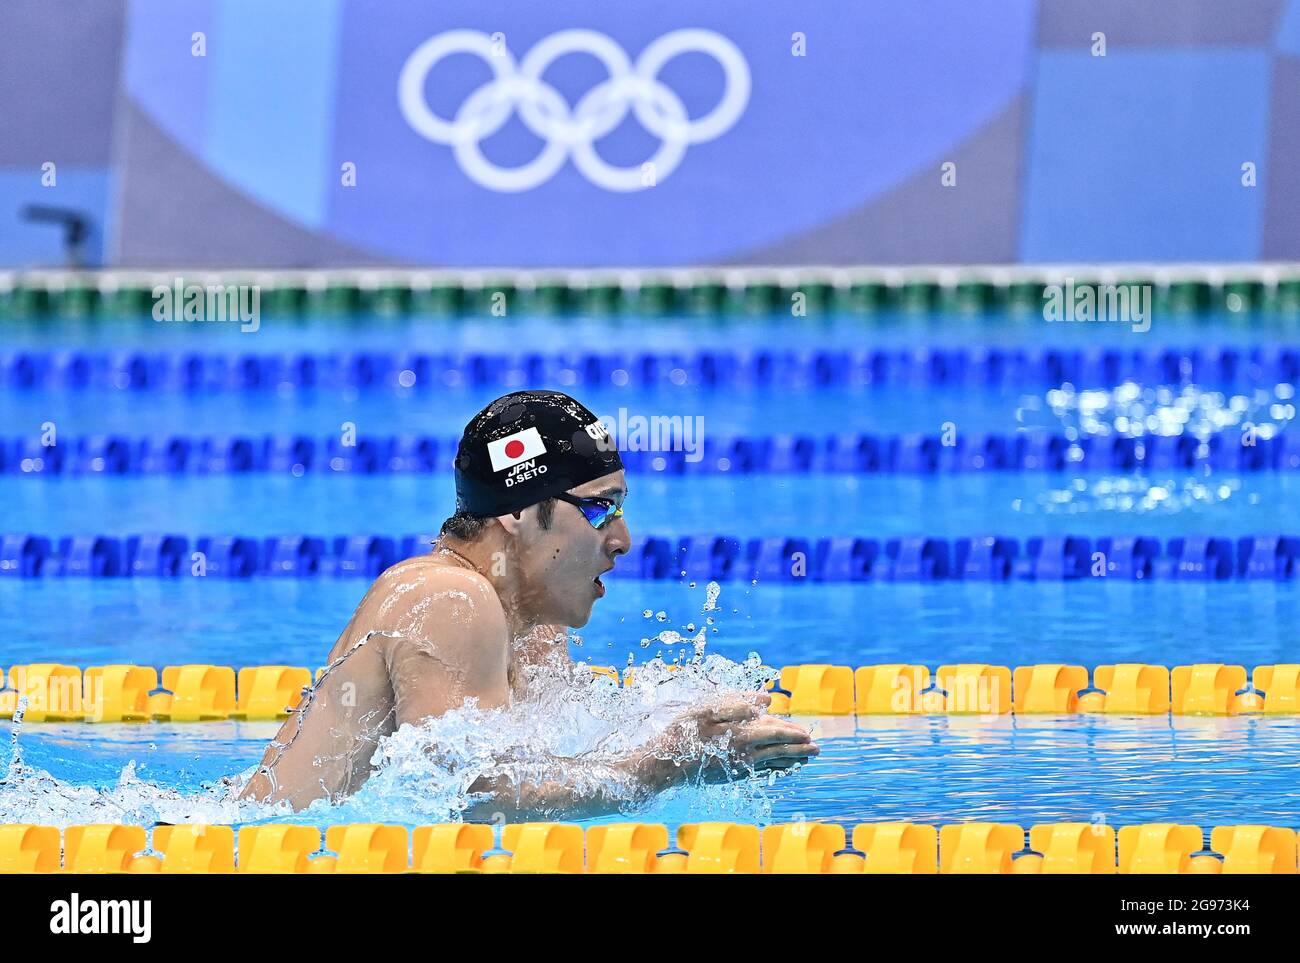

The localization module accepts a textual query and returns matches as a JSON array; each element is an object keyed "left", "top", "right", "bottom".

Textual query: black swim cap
[{"left": 454, "top": 390, "right": 623, "bottom": 517}]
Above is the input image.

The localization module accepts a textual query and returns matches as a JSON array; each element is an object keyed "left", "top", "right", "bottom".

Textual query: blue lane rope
[
  {"left": 2, "top": 429, "right": 1293, "bottom": 475},
  {"left": 2, "top": 345, "right": 1298, "bottom": 391},
  {"left": 1, "top": 533, "right": 1293, "bottom": 581}
]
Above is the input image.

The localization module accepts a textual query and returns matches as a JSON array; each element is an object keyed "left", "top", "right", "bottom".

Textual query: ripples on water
[
  {"left": 764, "top": 714, "right": 1300, "bottom": 829},
  {"left": 1039, "top": 382, "right": 1297, "bottom": 439},
  {"left": 1019, "top": 474, "right": 1253, "bottom": 517}
]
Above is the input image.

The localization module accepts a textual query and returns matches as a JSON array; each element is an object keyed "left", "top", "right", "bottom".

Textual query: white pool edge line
[{"left": 4, "top": 263, "right": 1300, "bottom": 294}]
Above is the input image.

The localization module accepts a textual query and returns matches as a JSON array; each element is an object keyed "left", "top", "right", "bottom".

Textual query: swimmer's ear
[{"left": 497, "top": 511, "right": 524, "bottom": 536}]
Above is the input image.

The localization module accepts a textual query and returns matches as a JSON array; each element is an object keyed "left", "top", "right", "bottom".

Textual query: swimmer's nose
[{"left": 605, "top": 514, "right": 630, "bottom": 559}]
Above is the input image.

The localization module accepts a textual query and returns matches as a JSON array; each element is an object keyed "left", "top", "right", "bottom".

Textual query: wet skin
[{"left": 238, "top": 470, "right": 819, "bottom": 814}]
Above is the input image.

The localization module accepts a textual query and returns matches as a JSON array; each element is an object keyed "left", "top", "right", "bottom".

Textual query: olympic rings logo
[{"left": 397, "top": 28, "right": 751, "bottom": 192}]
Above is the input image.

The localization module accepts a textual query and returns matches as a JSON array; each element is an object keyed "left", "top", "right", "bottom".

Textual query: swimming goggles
[{"left": 554, "top": 492, "right": 625, "bottom": 530}]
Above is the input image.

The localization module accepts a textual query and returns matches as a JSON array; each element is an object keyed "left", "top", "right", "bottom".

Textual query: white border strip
[{"left": 1, "top": 264, "right": 1299, "bottom": 295}]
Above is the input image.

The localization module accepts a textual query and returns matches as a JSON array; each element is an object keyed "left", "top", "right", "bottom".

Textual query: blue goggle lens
[{"left": 580, "top": 500, "right": 623, "bottom": 529}]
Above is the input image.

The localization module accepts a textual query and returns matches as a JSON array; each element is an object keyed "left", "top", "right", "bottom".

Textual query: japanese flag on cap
[{"left": 487, "top": 426, "right": 547, "bottom": 472}]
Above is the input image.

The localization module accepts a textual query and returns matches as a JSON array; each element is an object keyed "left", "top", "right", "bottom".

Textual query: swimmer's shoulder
[
  {"left": 367, "top": 554, "right": 510, "bottom": 687},
  {"left": 379, "top": 551, "right": 502, "bottom": 599},
  {"left": 368, "top": 553, "right": 507, "bottom": 638}
]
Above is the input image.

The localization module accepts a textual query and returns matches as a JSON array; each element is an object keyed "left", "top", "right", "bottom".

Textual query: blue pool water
[
  {"left": 3, "top": 309, "right": 1300, "bottom": 833},
  {"left": 5, "top": 472, "right": 1300, "bottom": 540}
]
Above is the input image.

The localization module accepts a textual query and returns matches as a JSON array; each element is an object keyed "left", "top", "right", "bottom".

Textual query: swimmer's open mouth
[{"left": 594, "top": 566, "right": 613, "bottom": 596}]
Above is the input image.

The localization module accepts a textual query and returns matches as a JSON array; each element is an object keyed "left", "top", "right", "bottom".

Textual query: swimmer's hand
[
  {"left": 632, "top": 692, "right": 820, "bottom": 789},
  {"left": 460, "top": 693, "right": 816, "bottom": 821}
]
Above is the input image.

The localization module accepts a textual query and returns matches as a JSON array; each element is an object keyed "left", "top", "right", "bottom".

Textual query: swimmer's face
[{"left": 508, "top": 470, "right": 630, "bottom": 627}]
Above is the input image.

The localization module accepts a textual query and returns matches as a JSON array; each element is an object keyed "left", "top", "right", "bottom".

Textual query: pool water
[
  {"left": 7, "top": 714, "right": 1300, "bottom": 831},
  {"left": 3, "top": 308, "right": 1299, "bottom": 834}
]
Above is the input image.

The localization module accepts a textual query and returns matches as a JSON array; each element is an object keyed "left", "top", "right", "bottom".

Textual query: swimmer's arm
[{"left": 386, "top": 569, "right": 513, "bottom": 722}]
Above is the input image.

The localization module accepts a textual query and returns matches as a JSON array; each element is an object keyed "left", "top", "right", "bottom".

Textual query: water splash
[
  {"left": 335, "top": 653, "right": 778, "bottom": 824},
  {"left": 0, "top": 652, "right": 784, "bottom": 830},
  {"left": 702, "top": 581, "right": 722, "bottom": 613},
  {"left": 0, "top": 731, "right": 289, "bottom": 829},
  {"left": 639, "top": 582, "right": 723, "bottom": 656}
]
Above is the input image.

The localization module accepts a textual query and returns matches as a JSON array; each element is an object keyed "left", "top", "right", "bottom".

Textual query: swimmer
[{"left": 239, "top": 390, "right": 817, "bottom": 814}]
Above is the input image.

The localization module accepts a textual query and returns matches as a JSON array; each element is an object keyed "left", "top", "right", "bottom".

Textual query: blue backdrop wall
[{"left": 3, "top": 0, "right": 1299, "bottom": 267}]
